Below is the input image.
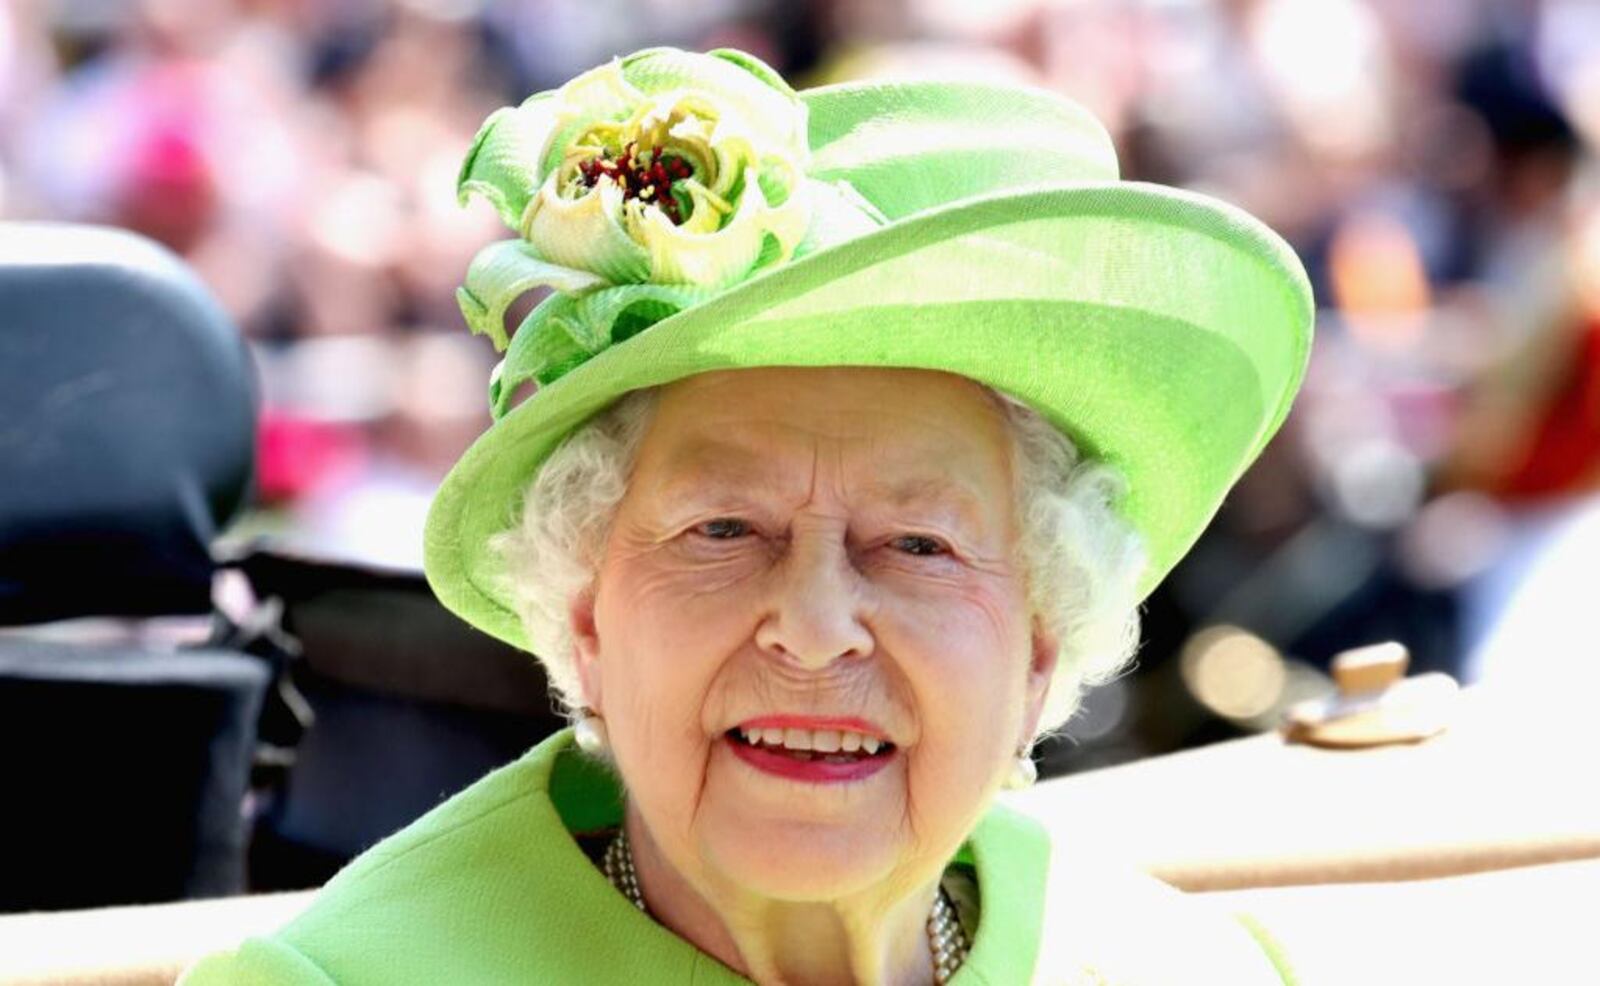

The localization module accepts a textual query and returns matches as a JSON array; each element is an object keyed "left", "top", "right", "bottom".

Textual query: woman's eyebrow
[
  {"left": 649, "top": 440, "right": 792, "bottom": 498},
  {"left": 653, "top": 440, "right": 995, "bottom": 523},
  {"left": 856, "top": 476, "right": 992, "bottom": 528}
]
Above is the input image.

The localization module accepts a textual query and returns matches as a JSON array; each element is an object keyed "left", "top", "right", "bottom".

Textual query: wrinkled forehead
[{"left": 629, "top": 367, "right": 1017, "bottom": 519}]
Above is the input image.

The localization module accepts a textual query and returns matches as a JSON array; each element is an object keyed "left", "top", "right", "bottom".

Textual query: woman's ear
[
  {"left": 1019, "top": 618, "right": 1060, "bottom": 746},
  {"left": 570, "top": 586, "right": 603, "bottom": 710}
]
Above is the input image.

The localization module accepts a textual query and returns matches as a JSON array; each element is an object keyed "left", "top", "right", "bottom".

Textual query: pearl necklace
[{"left": 603, "top": 828, "right": 970, "bottom": 983}]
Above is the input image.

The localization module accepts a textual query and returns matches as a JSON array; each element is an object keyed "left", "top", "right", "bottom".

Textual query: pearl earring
[
  {"left": 574, "top": 708, "right": 610, "bottom": 756},
  {"left": 1004, "top": 748, "right": 1038, "bottom": 790}
]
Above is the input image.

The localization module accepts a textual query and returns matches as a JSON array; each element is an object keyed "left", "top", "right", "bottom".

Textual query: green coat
[{"left": 180, "top": 730, "right": 1292, "bottom": 984}]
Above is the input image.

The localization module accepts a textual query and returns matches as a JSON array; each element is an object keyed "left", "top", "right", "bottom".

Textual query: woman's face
[{"left": 573, "top": 367, "right": 1055, "bottom": 903}]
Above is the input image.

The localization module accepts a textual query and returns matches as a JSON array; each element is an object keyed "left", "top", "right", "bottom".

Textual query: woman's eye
[
  {"left": 891, "top": 534, "right": 947, "bottom": 557},
  {"left": 695, "top": 518, "right": 751, "bottom": 539}
]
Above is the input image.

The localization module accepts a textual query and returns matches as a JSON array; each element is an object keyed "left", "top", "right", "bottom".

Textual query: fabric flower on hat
[{"left": 455, "top": 47, "right": 881, "bottom": 415}]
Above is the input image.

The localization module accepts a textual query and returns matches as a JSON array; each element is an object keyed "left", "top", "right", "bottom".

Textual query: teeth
[{"left": 736, "top": 726, "right": 887, "bottom": 755}]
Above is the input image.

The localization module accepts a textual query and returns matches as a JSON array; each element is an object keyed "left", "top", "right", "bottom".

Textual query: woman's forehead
[{"left": 632, "top": 367, "right": 1015, "bottom": 510}]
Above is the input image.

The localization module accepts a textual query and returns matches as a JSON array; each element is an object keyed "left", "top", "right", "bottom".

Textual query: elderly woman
[{"left": 183, "top": 47, "right": 1310, "bottom": 985}]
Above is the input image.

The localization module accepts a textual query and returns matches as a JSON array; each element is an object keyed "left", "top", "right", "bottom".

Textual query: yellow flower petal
[
  {"left": 463, "top": 49, "right": 814, "bottom": 292},
  {"left": 523, "top": 175, "right": 649, "bottom": 283},
  {"left": 623, "top": 179, "right": 727, "bottom": 244},
  {"left": 709, "top": 135, "right": 756, "bottom": 201},
  {"left": 792, "top": 177, "right": 886, "bottom": 258},
  {"left": 756, "top": 161, "right": 811, "bottom": 251},
  {"left": 633, "top": 172, "right": 808, "bottom": 286},
  {"left": 556, "top": 59, "right": 642, "bottom": 119},
  {"left": 620, "top": 47, "right": 807, "bottom": 157}
]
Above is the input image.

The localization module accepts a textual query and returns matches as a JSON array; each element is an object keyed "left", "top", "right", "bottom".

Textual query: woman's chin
[
  {"left": 698, "top": 824, "right": 900, "bottom": 901},
  {"left": 693, "top": 737, "right": 907, "bottom": 899}
]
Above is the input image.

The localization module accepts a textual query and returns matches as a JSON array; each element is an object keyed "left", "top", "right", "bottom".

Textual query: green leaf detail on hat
[
  {"left": 455, "top": 239, "right": 606, "bottom": 351},
  {"left": 457, "top": 93, "right": 561, "bottom": 229},
  {"left": 489, "top": 282, "right": 719, "bottom": 418}
]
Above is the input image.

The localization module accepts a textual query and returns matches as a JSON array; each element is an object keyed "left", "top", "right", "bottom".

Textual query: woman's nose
[{"left": 753, "top": 537, "right": 875, "bottom": 670}]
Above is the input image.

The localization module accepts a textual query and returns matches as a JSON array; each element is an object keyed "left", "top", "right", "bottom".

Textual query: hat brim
[{"left": 425, "top": 180, "right": 1313, "bottom": 654}]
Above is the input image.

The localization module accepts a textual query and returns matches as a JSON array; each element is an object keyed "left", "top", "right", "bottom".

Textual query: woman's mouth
[{"left": 723, "top": 725, "right": 897, "bottom": 783}]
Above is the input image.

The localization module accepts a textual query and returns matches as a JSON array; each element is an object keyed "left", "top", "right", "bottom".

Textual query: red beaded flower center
[{"left": 578, "top": 142, "right": 694, "bottom": 224}]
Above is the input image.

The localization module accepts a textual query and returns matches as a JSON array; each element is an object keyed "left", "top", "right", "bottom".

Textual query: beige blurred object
[
  {"left": 1008, "top": 681, "right": 1599, "bottom": 892},
  {"left": 0, "top": 891, "right": 313, "bottom": 986},
  {"left": 1213, "top": 858, "right": 1600, "bottom": 985},
  {"left": 1329, "top": 640, "right": 1410, "bottom": 694},
  {"left": 1282, "top": 641, "right": 1460, "bottom": 748}
]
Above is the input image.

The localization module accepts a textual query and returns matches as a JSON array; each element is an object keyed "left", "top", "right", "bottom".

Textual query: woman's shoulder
[
  {"left": 177, "top": 732, "right": 617, "bottom": 985},
  {"left": 1032, "top": 844, "right": 1291, "bottom": 986}
]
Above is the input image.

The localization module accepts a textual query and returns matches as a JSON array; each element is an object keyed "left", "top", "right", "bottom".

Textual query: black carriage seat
[{"left": 0, "top": 223, "right": 269, "bottom": 911}]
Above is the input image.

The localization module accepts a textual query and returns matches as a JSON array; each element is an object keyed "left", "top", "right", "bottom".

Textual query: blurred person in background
[{"left": 1432, "top": 29, "right": 1600, "bottom": 688}]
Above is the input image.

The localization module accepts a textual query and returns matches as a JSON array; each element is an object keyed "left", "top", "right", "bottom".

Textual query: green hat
[{"left": 425, "top": 46, "right": 1314, "bottom": 654}]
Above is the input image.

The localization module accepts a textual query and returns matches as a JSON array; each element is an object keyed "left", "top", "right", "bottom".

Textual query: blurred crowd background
[{"left": 3, "top": 0, "right": 1599, "bottom": 775}]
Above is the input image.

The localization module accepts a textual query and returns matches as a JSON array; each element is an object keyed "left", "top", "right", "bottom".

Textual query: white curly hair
[{"left": 490, "top": 383, "right": 1146, "bottom": 739}]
